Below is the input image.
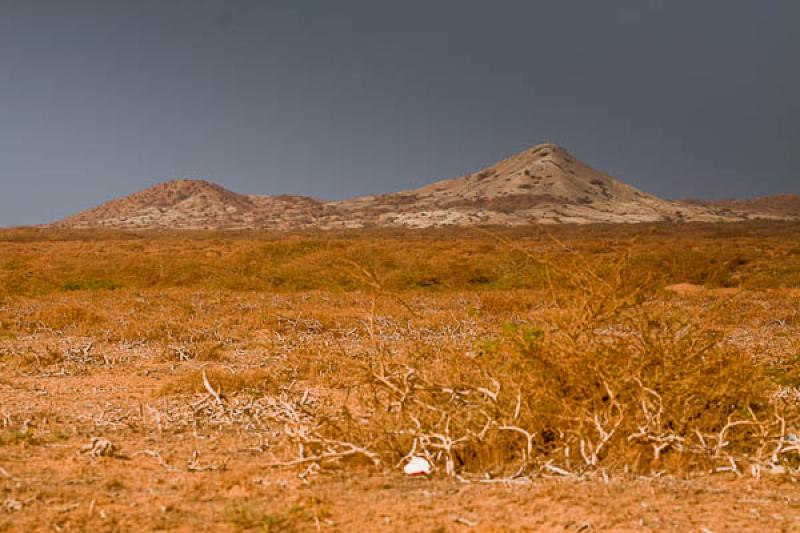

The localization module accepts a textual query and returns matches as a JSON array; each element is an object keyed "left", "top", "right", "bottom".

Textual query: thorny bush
[{"left": 276, "top": 247, "right": 800, "bottom": 479}]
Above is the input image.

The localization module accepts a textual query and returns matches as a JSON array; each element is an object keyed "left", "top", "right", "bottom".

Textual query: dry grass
[
  {"left": 1, "top": 221, "right": 799, "bottom": 297},
  {"left": 1, "top": 222, "right": 800, "bottom": 529}
]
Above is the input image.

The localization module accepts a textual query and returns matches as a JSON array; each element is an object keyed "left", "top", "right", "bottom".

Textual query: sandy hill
[
  {"left": 54, "top": 143, "right": 790, "bottom": 230},
  {"left": 59, "top": 179, "right": 326, "bottom": 230},
  {"left": 332, "top": 143, "right": 724, "bottom": 226}
]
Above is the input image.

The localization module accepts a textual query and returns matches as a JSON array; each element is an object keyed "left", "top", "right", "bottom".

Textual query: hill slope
[
  {"left": 332, "top": 143, "right": 723, "bottom": 226},
  {"left": 59, "top": 180, "right": 326, "bottom": 230},
  {"left": 55, "top": 144, "right": 791, "bottom": 229},
  {"left": 683, "top": 194, "right": 800, "bottom": 221}
]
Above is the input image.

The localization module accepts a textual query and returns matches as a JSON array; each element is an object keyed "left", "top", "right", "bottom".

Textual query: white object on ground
[{"left": 403, "top": 456, "right": 432, "bottom": 476}]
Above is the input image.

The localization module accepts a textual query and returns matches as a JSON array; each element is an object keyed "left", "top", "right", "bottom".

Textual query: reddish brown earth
[
  {"left": 3, "top": 225, "right": 800, "bottom": 531},
  {"left": 3, "top": 360, "right": 799, "bottom": 532},
  {"left": 3, "top": 286, "right": 800, "bottom": 531}
]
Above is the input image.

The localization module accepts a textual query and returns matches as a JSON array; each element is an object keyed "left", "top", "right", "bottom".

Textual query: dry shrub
[
  {"left": 2, "top": 221, "right": 799, "bottom": 297},
  {"left": 25, "top": 304, "right": 106, "bottom": 333},
  {"left": 274, "top": 246, "right": 800, "bottom": 479},
  {"left": 0, "top": 428, "right": 70, "bottom": 447},
  {"left": 17, "top": 345, "right": 66, "bottom": 369},
  {"left": 3, "top": 225, "right": 800, "bottom": 481},
  {"left": 162, "top": 341, "right": 229, "bottom": 362}
]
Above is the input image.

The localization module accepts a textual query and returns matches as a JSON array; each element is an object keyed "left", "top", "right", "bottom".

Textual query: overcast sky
[{"left": 1, "top": 0, "right": 798, "bottom": 226}]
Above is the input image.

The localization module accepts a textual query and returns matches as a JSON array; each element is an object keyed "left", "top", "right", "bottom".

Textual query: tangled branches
[{"left": 259, "top": 246, "right": 800, "bottom": 480}]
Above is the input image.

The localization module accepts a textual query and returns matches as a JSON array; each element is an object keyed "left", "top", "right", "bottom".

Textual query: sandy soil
[{"left": 2, "top": 336, "right": 799, "bottom": 532}]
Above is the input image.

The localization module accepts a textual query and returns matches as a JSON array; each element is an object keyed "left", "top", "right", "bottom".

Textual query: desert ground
[{"left": 2, "top": 222, "right": 800, "bottom": 532}]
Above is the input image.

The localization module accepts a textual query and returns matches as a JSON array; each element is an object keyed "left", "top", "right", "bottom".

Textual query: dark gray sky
[{"left": 1, "top": 0, "right": 798, "bottom": 226}]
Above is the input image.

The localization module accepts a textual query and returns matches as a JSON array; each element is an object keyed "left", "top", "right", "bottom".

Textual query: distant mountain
[
  {"left": 330, "top": 143, "right": 724, "bottom": 226},
  {"left": 58, "top": 179, "right": 326, "bottom": 230},
  {"left": 682, "top": 194, "right": 800, "bottom": 221},
  {"left": 53, "top": 143, "right": 795, "bottom": 229}
]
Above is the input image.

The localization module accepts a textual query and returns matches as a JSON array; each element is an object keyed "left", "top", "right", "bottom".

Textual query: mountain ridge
[{"left": 54, "top": 144, "right": 799, "bottom": 229}]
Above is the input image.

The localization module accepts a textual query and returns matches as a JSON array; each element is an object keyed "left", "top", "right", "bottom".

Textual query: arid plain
[{"left": 1, "top": 222, "right": 800, "bottom": 531}]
